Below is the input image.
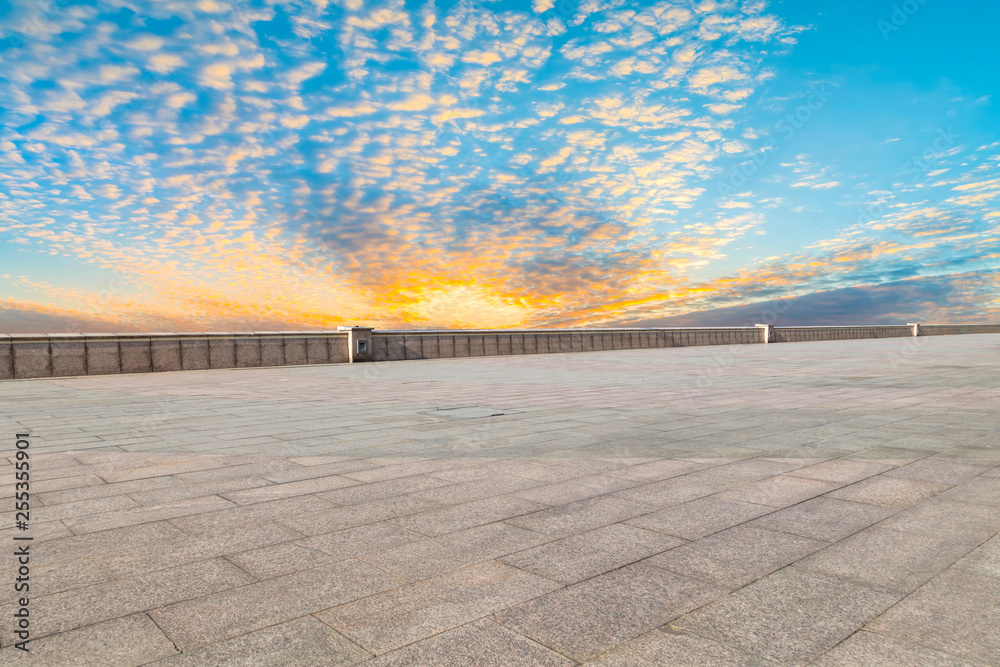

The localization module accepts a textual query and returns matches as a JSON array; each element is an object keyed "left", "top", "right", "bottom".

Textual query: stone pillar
[
  {"left": 907, "top": 322, "right": 921, "bottom": 337},
  {"left": 338, "top": 326, "right": 373, "bottom": 362},
  {"left": 755, "top": 324, "right": 773, "bottom": 344}
]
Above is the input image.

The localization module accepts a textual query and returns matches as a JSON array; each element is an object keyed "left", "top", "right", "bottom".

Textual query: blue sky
[{"left": 0, "top": 0, "right": 997, "bottom": 332}]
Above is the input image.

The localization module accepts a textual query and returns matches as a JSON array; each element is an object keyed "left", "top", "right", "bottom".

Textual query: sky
[{"left": 0, "top": 0, "right": 998, "bottom": 333}]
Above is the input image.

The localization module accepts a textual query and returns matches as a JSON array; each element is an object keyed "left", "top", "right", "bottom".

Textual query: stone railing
[{"left": 0, "top": 323, "right": 996, "bottom": 380}]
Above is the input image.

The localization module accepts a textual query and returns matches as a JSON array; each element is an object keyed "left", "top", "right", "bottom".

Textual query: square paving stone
[
  {"left": 605, "top": 459, "right": 707, "bottom": 483},
  {"left": 390, "top": 495, "right": 547, "bottom": 536},
  {"left": 810, "top": 630, "right": 979, "bottom": 667},
  {"left": 829, "top": 476, "right": 949, "bottom": 509},
  {"left": 228, "top": 541, "right": 336, "bottom": 580},
  {"left": 611, "top": 473, "right": 734, "bottom": 507},
  {"left": 501, "top": 523, "right": 684, "bottom": 585},
  {"left": 150, "top": 615, "right": 370, "bottom": 666},
  {"left": 15, "top": 613, "right": 178, "bottom": 666},
  {"left": 585, "top": 626, "right": 780, "bottom": 666},
  {"left": 940, "top": 475, "right": 1000, "bottom": 506},
  {"left": 952, "top": 533, "right": 1000, "bottom": 579},
  {"left": 748, "top": 496, "right": 894, "bottom": 543},
  {"left": 1, "top": 558, "right": 254, "bottom": 641},
  {"left": 796, "top": 503, "right": 994, "bottom": 595},
  {"left": 358, "top": 522, "right": 550, "bottom": 582},
  {"left": 316, "top": 561, "right": 560, "bottom": 654},
  {"left": 627, "top": 496, "right": 775, "bottom": 540},
  {"left": 716, "top": 475, "right": 840, "bottom": 508},
  {"left": 150, "top": 559, "right": 403, "bottom": 651},
  {"left": 298, "top": 521, "right": 425, "bottom": 560},
  {"left": 366, "top": 619, "right": 573, "bottom": 666},
  {"left": 867, "top": 570, "right": 1000, "bottom": 665},
  {"left": 882, "top": 459, "right": 989, "bottom": 485},
  {"left": 512, "top": 474, "right": 639, "bottom": 505},
  {"left": 492, "top": 562, "right": 726, "bottom": 661},
  {"left": 647, "top": 525, "right": 827, "bottom": 589},
  {"left": 874, "top": 497, "right": 1000, "bottom": 538},
  {"left": 505, "top": 495, "right": 655, "bottom": 537},
  {"left": 674, "top": 568, "right": 900, "bottom": 665},
  {"left": 169, "top": 494, "right": 334, "bottom": 535},
  {"left": 280, "top": 495, "right": 440, "bottom": 536},
  {"left": 787, "top": 459, "right": 894, "bottom": 484}
]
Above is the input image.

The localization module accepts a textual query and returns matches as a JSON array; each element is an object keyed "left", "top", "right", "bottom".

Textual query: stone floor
[{"left": 1, "top": 334, "right": 998, "bottom": 665}]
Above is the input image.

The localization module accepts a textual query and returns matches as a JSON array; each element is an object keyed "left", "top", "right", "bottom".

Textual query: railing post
[
  {"left": 338, "top": 326, "right": 373, "bottom": 362},
  {"left": 755, "top": 324, "right": 773, "bottom": 344},
  {"left": 907, "top": 322, "right": 921, "bottom": 337}
]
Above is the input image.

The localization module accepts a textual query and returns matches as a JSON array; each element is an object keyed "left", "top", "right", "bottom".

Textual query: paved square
[{"left": 1, "top": 334, "right": 998, "bottom": 664}]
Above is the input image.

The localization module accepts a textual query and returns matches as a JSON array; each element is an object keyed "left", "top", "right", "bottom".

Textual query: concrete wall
[
  {"left": 920, "top": 324, "right": 1000, "bottom": 336},
  {"left": 1, "top": 332, "right": 350, "bottom": 380},
  {"left": 771, "top": 326, "right": 912, "bottom": 343},
  {"left": 1, "top": 324, "right": 996, "bottom": 380}
]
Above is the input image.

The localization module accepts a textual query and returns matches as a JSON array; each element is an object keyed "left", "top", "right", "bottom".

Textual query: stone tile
[
  {"left": 31, "top": 473, "right": 107, "bottom": 498},
  {"left": 317, "top": 561, "right": 559, "bottom": 654},
  {"left": 150, "top": 559, "right": 403, "bottom": 651},
  {"left": 359, "top": 522, "right": 550, "bottom": 582},
  {"left": 952, "top": 533, "right": 1000, "bottom": 579},
  {"left": 168, "top": 494, "right": 333, "bottom": 535},
  {"left": 391, "top": 495, "right": 546, "bottom": 536},
  {"left": 493, "top": 562, "right": 725, "bottom": 661},
  {"left": 0, "top": 519, "right": 73, "bottom": 543},
  {"left": 501, "top": 523, "right": 684, "bottom": 585},
  {"left": 787, "top": 458, "right": 894, "bottom": 484},
  {"left": 174, "top": 459, "right": 299, "bottom": 484},
  {"left": 3, "top": 558, "right": 253, "bottom": 640},
  {"left": 505, "top": 495, "right": 654, "bottom": 537},
  {"left": 829, "top": 476, "right": 949, "bottom": 509},
  {"left": 675, "top": 568, "right": 900, "bottom": 665},
  {"left": 33, "top": 521, "right": 184, "bottom": 567},
  {"left": 874, "top": 497, "right": 1000, "bottom": 538},
  {"left": 366, "top": 618, "right": 572, "bottom": 666},
  {"left": 149, "top": 615, "right": 370, "bottom": 666},
  {"left": 796, "top": 501, "right": 998, "bottom": 594},
  {"left": 585, "top": 626, "right": 779, "bottom": 666},
  {"left": 298, "top": 521, "right": 425, "bottom": 560},
  {"left": 606, "top": 459, "right": 706, "bottom": 483},
  {"left": 342, "top": 459, "right": 456, "bottom": 483},
  {"left": 260, "top": 459, "right": 377, "bottom": 483},
  {"left": 63, "top": 495, "right": 236, "bottom": 535},
  {"left": 32, "top": 493, "right": 139, "bottom": 523},
  {"left": 36, "top": 475, "right": 183, "bottom": 506},
  {"left": 221, "top": 475, "right": 358, "bottom": 504},
  {"left": 882, "top": 459, "right": 989, "bottom": 485},
  {"left": 940, "top": 475, "right": 1000, "bottom": 506},
  {"left": 512, "top": 474, "right": 639, "bottom": 506},
  {"left": 19, "top": 613, "right": 179, "bottom": 666},
  {"left": 694, "top": 458, "right": 802, "bottom": 482},
  {"left": 36, "top": 521, "right": 302, "bottom": 596},
  {"left": 612, "top": 473, "right": 733, "bottom": 507},
  {"left": 716, "top": 475, "right": 840, "bottom": 508},
  {"left": 810, "top": 630, "right": 979, "bottom": 667},
  {"left": 627, "top": 496, "right": 775, "bottom": 540},
  {"left": 749, "top": 497, "right": 894, "bottom": 542},
  {"left": 98, "top": 458, "right": 227, "bottom": 484},
  {"left": 280, "top": 495, "right": 440, "bottom": 536},
  {"left": 410, "top": 475, "right": 542, "bottom": 505},
  {"left": 647, "top": 525, "right": 826, "bottom": 589},
  {"left": 128, "top": 475, "right": 273, "bottom": 506},
  {"left": 318, "top": 474, "right": 451, "bottom": 505},
  {"left": 228, "top": 532, "right": 336, "bottom": 577},
  {"left": 867, "top": 570, "right": 1000, "bottom": 665}
]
